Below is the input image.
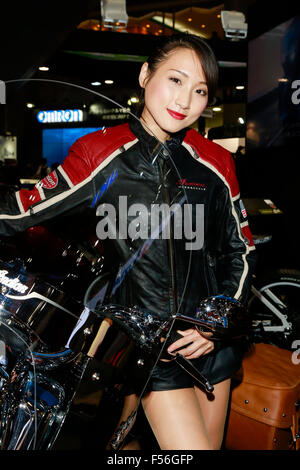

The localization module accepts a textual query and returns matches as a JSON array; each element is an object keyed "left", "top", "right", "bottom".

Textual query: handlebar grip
[{"left": 87, "top": 317, "right": 113, "bottom": 358}]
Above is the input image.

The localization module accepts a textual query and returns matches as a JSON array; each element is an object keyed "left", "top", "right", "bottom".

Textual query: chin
[
  {"left": 169, "top": 123, "right": 187, "bottom": 134},
  {"left": 162, "top": 120, "right": 186, "bottom": 134}
]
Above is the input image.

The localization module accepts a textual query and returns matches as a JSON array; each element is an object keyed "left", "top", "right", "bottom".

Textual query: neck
[{"left": 140, "top": 114, "right": 169, "bottom": 143}]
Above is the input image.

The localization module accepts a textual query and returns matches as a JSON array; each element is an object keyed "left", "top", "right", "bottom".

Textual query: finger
[
  {"left": 176, "top": 329, "right": 195, "bottom": 336},
  {"left": 167, "top": 337, "right": 194, "bottom": 354},
  {"left": 180, "top": 337, "right": 214, "bottom": 357},
  {"left": 184, "top": 342, "right": 215, "bottom": 360},
  {"left": 171, "top": 343, "right": 199, "bottom": 357},
  {"left": 180, "top": 328, "right": 214, "bottom": 341},
  {"left": 168, "top": 331, "right": 211, "bottom": 353},
  {"left": 169, "top": 336, "right": 210, "bottom": 357},
  {"left": 167, "top": 332, "right": 202, "bottom": 353}
]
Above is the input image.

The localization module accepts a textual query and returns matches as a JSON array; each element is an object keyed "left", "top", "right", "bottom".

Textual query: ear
[{"left": 139, "top": 62, "right": 150, "bottom": 88}]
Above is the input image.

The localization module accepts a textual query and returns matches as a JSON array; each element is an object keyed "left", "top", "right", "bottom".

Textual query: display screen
[
  {"left": 42, "top": 127, "right": 103, "bottom": 167},
  {"left": 247, "top": 16, "right": 300, "bottom": 148}
]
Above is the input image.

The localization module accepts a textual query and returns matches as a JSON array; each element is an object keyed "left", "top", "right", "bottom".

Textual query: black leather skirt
[
  {"left": 123, "top": 340, "right": 247, "bottom": 395},
  {"left": 148, "top": 342, "right": 244, "bottom": 391}
]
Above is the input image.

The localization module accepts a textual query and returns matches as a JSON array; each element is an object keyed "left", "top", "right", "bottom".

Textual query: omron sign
[{"left": 37, "top": 109, "right": 83, "bottom": 123}]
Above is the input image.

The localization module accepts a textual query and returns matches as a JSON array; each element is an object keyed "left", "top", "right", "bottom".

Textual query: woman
[
  {"left": 122, "top": 34, "right": 255, "bottom": 451},
  {"left": 0, "top": 33, "right": 255, "bottom": 450}
]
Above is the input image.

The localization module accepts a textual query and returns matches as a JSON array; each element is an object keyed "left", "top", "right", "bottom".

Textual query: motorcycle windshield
[{"left": 0, "top": 78, "right": 203, "bottom": 450}]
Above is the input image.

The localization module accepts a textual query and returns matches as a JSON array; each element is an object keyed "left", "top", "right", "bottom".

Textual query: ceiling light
[
  {"left": 26, "top": 103, "right": 35, "bottom": 108},
  {"left": 278, "top": 78, "right": 288, "bottom": 82},
  {"left": 201, "top": 24, "right": 206, "bottom": 28},
  {"left": 212, "top": 107, "right": 222, "bottom": 112},
  {"left": 104, "top": 80, "right": 114, "bottom": 85},
  {"left": 238, "top": 117, "right": 245, "bottom": 124},
  {"left": 152, "top": 15, "right": 206, "bottom": 38},
  {"left": 91, "top": 81, "right": 101, "bottom": 86},
  {"left": 130, "top": 97, "right": 139, "bottom": 103},
  {"left": 236, "top": 85, "right": 245, "bottom": 90},
  {"left": 188, "top": 18, "right": 192, "bottom": 22},
  {"left": 39, "top": 66, "right": 49, "bottom": 71}
]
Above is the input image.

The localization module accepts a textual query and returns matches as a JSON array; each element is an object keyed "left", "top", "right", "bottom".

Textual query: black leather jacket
[{"left": 0, "top": 118, "right": 256, "bottom": 319}]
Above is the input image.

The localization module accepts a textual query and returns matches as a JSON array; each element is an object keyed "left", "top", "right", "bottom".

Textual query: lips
[{"left": 167, "top": 109, "right": 186, "bottom": 120}]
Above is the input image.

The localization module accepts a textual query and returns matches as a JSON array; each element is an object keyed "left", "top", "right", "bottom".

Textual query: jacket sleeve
[
  {"left": 182, "top": 130, "right": 256, "bottom": 305},
  {"left": 0, "top": 138, "right": 95, "bottom": 237},
  {"left": 214, "top": 167, "right": 256, "bottom": 305}
]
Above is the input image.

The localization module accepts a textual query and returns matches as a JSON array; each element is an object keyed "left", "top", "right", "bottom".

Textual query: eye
[
  {"left": 196, "top": 89, "right": 208, "bottom": 96},
  {"left": 169, "top": 77, "right": 181, "bottom": 84}
]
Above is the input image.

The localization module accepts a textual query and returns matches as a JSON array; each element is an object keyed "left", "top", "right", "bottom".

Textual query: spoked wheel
[{"left": 248, "top": 269, "right": 300, "bottom": 350}]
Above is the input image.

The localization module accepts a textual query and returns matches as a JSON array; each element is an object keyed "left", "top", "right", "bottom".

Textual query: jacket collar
[{"left": 129, "top": 117, "right": 188, "bottom": 148}]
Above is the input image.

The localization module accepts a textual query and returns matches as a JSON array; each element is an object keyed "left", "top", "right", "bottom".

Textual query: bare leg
[
  {"left": 141, "top": 388, "right": 213, "bottom": 450},
  {"left": 194, "top": 379, "right": 231, "bottom": 450}
]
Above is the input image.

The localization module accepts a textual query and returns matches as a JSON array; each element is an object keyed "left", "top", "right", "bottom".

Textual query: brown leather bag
[{"left": 225, "top": 343, "right": 300, "bottom": 450}]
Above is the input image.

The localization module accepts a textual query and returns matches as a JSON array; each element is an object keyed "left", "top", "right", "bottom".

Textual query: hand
[{"left": 167, "top": 328, "right": 214, "bottom": 360}]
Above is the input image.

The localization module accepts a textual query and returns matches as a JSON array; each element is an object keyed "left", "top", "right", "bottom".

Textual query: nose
[{"left": 175, "top": 87, "right": 192, "bottom": 110}]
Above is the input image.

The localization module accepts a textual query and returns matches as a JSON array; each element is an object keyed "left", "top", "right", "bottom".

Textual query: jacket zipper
[{"left": 157, "top": 155, "right": 178, "bottom": 314}]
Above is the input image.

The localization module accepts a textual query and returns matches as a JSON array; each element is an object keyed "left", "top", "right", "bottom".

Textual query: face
[{"left": 139, "top": 48, "right": 209, "bottom": 142}]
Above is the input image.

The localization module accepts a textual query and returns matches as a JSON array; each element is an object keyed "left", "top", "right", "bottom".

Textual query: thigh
[
  {"left": 194, "top": 378, "right": 231, "bottom": 450},
  {"left": 141, "top": 388, "right": 213, "bottom": 450}
]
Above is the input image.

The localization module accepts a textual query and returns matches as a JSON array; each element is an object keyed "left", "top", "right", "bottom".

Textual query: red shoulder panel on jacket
[
  {"left": 61, "top": 123, "right": 137, "bottom": 186},
  {"left": 184, "top": 129, "right": 240, "bottom": 197}
]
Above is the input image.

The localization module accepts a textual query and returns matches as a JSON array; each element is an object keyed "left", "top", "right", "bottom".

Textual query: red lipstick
[{"left": 167, "top": 109, "right": 186, "bottom": 120}]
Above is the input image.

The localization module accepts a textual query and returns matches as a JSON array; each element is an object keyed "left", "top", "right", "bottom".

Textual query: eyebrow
[{"left": 169, "top": 68, "right": 207, "bottom": 86}]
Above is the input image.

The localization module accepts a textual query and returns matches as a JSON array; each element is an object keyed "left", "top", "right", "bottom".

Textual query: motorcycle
[{"left": 0, "top": 257, "right": 250, "bottom": 450}]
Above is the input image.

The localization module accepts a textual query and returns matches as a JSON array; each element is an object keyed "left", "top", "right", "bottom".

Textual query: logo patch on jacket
[
  {"left": 239, "top": 200, "right": 247, "bottom": 218},
  {"left": 176, "top": 179, "right": 206, "bottom": 190},
  {"left": 40, "top": 171, "right": 58, "bottom": 189}
]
